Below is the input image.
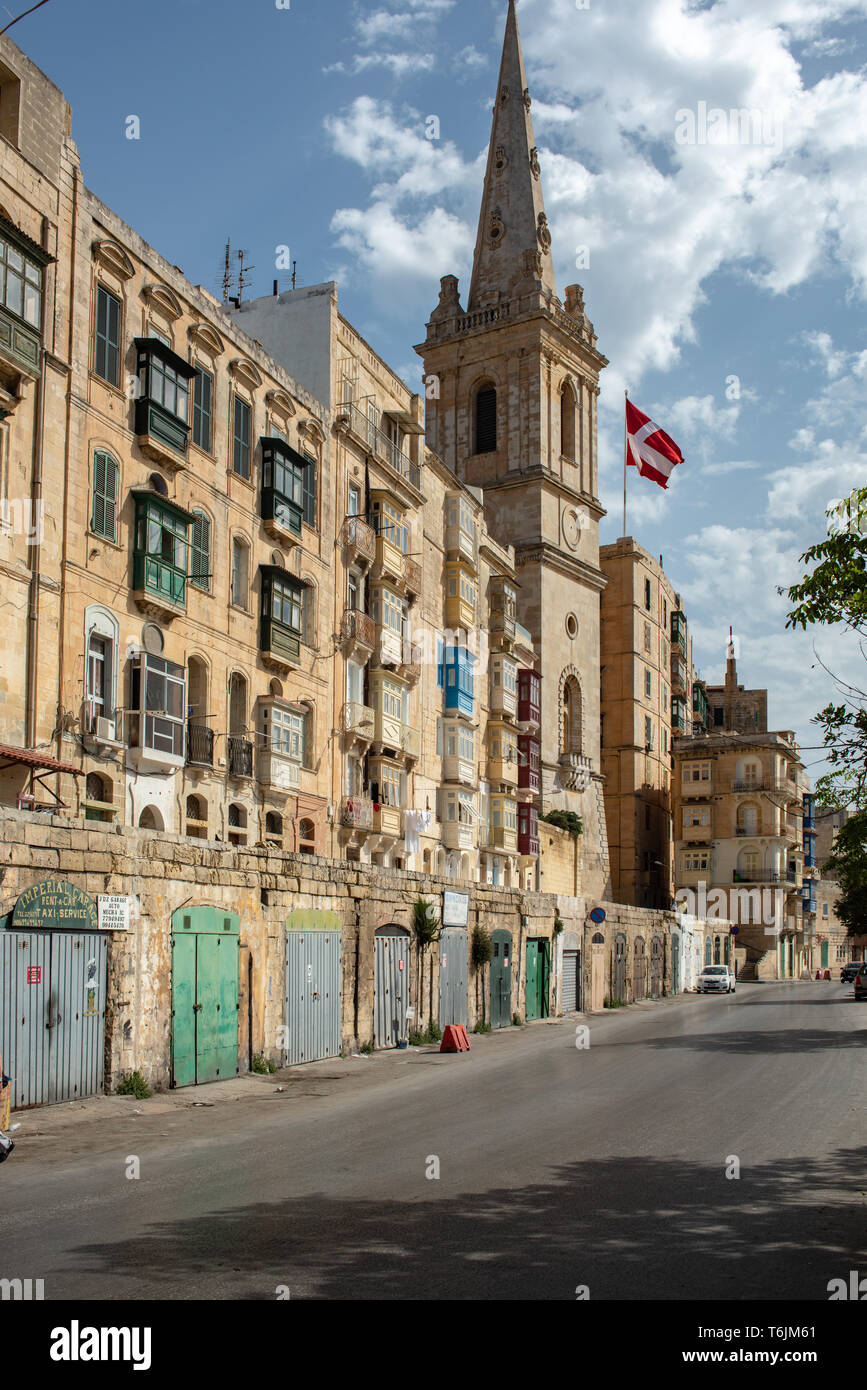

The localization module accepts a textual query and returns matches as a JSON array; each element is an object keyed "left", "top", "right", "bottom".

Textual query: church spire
[{"left": 468, "top": 0, "right": 557, "bottom": 311}]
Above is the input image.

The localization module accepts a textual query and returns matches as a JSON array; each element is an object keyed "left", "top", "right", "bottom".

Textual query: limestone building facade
[
  {"left": 673, "top": 644, "right": 814, "bottom": 978},
  {"left": 600, "top": 538, "right": 687, "bottom": 907},
  {"left": 415, "top": 0, "right": 611, "bottom": 899}
]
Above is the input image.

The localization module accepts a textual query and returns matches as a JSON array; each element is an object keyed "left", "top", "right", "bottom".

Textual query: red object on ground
[
  {"left": 824, "top": 970, "right": 832, "bottom": 980},
  {"left": 440, "top": 1025, "right": 471, "bottom": 1053}
]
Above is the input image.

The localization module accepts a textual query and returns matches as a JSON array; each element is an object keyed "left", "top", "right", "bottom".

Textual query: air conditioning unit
[{"left": 95, "top": 716, "right": 116, "bottom": 743}]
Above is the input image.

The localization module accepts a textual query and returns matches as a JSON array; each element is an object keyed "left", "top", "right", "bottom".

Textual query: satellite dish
[{"left": 142, "top": 623, "right": 164, "bottom": 655}]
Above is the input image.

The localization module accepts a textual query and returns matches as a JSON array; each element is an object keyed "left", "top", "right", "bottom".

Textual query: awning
[
  {"left": 0, "top": 746, "right": 83, "bottom": 775},
  {"left": 383, "top": 409, "right": 425, "bottom": 436},
  {"left": 0, "top": 745, "right": 82, "bottom": 813}
]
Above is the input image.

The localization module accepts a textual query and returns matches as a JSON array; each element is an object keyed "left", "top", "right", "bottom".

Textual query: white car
[{"left": 697, "top": 965, "right": 736, "bottom": 994}]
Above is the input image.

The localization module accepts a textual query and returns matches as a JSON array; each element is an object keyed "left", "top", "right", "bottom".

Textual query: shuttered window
[
  {"left": 190, "top": 511, "right": 211, "bottom": 592},
  {"left": 94, "top": 285, "right": 121, "bottom": 386},
  {"left": 302, "top": 453, "right": 317, "bottom": 528},
  {"left": 193, "top": 367, "right": 213, "bottom": 451},
  {"left": 233, "top": 396, "right": 251, "bottom": 479},
  {"left": 91, "top": 451, "right": 118, "bottom": 539},
  {"left": 475, "top": 386, "right": 497, "bottom": 454}
]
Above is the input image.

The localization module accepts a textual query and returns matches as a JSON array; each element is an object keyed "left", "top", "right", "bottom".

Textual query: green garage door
[
  {"left": 171, "top": 908, "right": 240, "bottom": 1087},
  {"left": 525, "top": 939, "right": 550, "bottom": 1021}
]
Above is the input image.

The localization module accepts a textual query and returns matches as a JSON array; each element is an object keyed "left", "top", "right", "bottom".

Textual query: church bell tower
[{"left": 416, "top": 0, "right": 612, "bottom": 898}]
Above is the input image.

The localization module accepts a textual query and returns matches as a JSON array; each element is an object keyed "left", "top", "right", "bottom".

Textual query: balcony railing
[
  {"left": 227, "top": 736, "right": 253, "bottom": 778},
  {"left": 403, "top": 556, "right": 422, "bottom": 597},
  {"left": 732, "top": 870, "right": 781, "bottom": 883},
  {"left": 732, "top": 779, "right": 796, "bottom": 795},
  {"left": 342, "top": 702, "right": 376, "bottom": 739},
  {"left": 187, "top": 722, "right": 214, "bottom": 768},
  {"left": 340, "top": 403, "right": 421, "bottom": 490},
  {"left": 340, "top": 796, "right": 374, "bottom": 830},
  {"left": 340, "top": 515, "right": 376, "bottom": 566},
  {"left": 342, "top": 608, "right": 376, "bottom": 653}
]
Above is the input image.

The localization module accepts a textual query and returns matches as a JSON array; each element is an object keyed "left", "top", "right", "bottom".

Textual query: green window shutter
[
  {"left": 95, "top": 286, "right": 121, "bottom": 386},
  {"left": 190, "top": 511, "right": 210, "bottom": 591},
  {"left": 302, "top": 456, "right": 317, "bottom": 527},
  {"left": 91, "top": 451, "right": 117, "bottom": 539},
  {"left": 233, "top": 397, "right": 251, "bottom": 478},
  {"left": 193, "top": 367, "right": 212, "bottom": 451}
]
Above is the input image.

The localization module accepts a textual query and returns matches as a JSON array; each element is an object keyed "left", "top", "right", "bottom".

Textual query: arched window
[
  {"left": 562, "top": 676, "right": 583, "bottom": 755},
  {"left": 266, "top": 811, "right": 283, "bottom": 845},
  {"left": 228, "top": 803, "right": 247, "bottom": 846},
  {"left": 560, "top": 381, "right": 576, "bottom": 459},
  {"left": 186, "top": 795, "right": 207, "bottom": 839},
  {"left": 91, "top": 452, "right": 119, "bottom": 540},
  {"left": 190, "top": 510, "right": 211, "bottom": 592},
  {"left": 298, "top": 818, "right": 316, "bottom": 854},
  {"left": 737, "top": 801, "right": 759, "bottom": 836},
  {"left": 475, "top": 384, "right": 497, "bottom": 454},
  {"left": 86, "top": 773, "right": 106, "bottom": 802},
  {"left": 139, "top": 806, "right": 164, "bottom": 830}
]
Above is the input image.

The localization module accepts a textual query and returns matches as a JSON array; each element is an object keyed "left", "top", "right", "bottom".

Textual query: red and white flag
[{"left": 625, "top": 399, "right": 684, "bottom": 489}]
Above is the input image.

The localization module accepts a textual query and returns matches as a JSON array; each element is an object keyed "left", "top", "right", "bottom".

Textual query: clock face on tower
[{"left": 562, "top": 508, "right": 581, "bottom": 551}]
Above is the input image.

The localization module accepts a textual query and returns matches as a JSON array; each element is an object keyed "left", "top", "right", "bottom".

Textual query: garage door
[
  {"left": 0, "top": 929, "right": 107, "bottom": 1109},
  {"left": 439, "top": 927, "right": 468, "bottom": 1029},
  {"left": 562, "top": 933, "right": 580, "bottom": 1012},
  {"left": 374, "top": 926, "right": 410, "bottom": 1049},
  {"left": 285, "top": 929, "right": 341, "bottom": 1065},
  {"left": 171, "top": 908, "right": 240, "bottom": 1087}
]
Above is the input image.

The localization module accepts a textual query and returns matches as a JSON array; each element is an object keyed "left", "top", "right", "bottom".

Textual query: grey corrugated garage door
[{"left": 562, "top": 933, "right": 580, "bottom": 1012}]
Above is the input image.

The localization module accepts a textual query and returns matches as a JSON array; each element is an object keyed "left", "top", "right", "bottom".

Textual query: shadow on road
[
  {"left": 638, "top": 1028, "right": 867, "bottom": 1053},
  {"left": 61, "top": 1144, "right": 867, "bottom": 1301}
]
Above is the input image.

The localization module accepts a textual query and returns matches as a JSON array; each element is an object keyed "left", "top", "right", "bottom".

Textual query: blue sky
[{"left": 13, "top": 0, "right": 867, "bottom": 774}]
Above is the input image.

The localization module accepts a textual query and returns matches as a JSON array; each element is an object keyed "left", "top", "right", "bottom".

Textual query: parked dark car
[
  {"left": 841, "top": 962, "right": 864, "bottom": 983},
  {"left": 854, "top": 965, "right": 867, "bottom": 1001}
]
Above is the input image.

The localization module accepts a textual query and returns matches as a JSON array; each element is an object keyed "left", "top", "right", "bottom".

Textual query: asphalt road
[{"left": 3, "top": 980, "right": 866, "bottom": 1300}]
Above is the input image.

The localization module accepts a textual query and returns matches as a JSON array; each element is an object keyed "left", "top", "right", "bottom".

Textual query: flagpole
[{"left": 623, "top": 389, "right": 628, "bottom": 537}]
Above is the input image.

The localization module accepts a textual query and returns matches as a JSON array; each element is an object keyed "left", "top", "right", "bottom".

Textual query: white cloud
[
  {"left": 801, "top": 329, "right": 848, "bottom": 377},
  {"left": 455, "top": 45, "right": 488, "bottom": 72},
  {"left": 330, "top": 202, "right": 473, "bottom": 284},
  {"left": 324, "top": 52, "right": 436, "bottom": 78},
  {"left": 661, "top": 393, "right": 743, "bottom": 441}
]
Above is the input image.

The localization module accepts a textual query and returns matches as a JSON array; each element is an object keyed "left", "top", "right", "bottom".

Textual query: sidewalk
[{"left": 5, "top": 991, "right": 703, "bottom": 1152}]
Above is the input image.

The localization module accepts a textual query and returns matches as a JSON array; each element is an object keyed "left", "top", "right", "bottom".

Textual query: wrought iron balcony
[
  {"left": 337, "top": 402, "right": 421, "bottom": 489},
  {"left": 186, "top": 722, "right": 214, "bottom": 768},
  {"left": 403, "top": 555, "right": 422, "bottom": 598},
  {"left": 341, "top": 702, "right": 375, "bottom": 742},
  {"left": 341, "top": 608, "right": 376, "bottom": 657},
  {"left": 340, "top": 796, "right": 374, "bottom": 831},
  {"left": 340, "top": 515, "right": 376, "bottom": 567},
  {"left": 227, "top": 736, "right": 253, "bottom": 778}
]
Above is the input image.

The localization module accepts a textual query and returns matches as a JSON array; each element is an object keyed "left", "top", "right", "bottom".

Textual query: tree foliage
[
  {"left": 824, "top": 810, "right": 867, "bottom": 938},
  {"left": 540, "top": 810, "right": 584, "bottom": 838},
  {"left": 785, "top": 486, "right": 867, "bottom": 810}
]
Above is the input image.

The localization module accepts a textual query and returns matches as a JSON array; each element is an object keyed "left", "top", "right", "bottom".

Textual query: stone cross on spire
[{"left": 468, "top": 0, "right": 558, "bottom": 311}]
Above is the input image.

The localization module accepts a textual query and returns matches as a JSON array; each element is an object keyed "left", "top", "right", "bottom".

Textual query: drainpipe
[
  {"left": 25, "top": 213, "right": 55, "bottom": 755},
  {"left": 55, "top": 158, "right": 80, "bottom": 773}
]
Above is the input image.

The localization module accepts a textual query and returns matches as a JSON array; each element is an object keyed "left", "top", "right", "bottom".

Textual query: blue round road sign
[{"left": 589, "top": 907, "right": 606, "bottom": 924}]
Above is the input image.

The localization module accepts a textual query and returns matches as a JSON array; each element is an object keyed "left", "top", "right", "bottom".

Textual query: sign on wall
[
  {"left": 98, "top": 895, "right": 132, "bottom": 932},
  {"left": 12, "top": 880, "right": 97, "bottom": 932},
  {"left": 442, "top": 891, "right": 469, "bottom": 929}
]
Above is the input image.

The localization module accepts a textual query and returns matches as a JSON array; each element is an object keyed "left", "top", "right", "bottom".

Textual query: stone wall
[{"left": 0, "top": 810, "right": 706, "bottom": 1096}]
